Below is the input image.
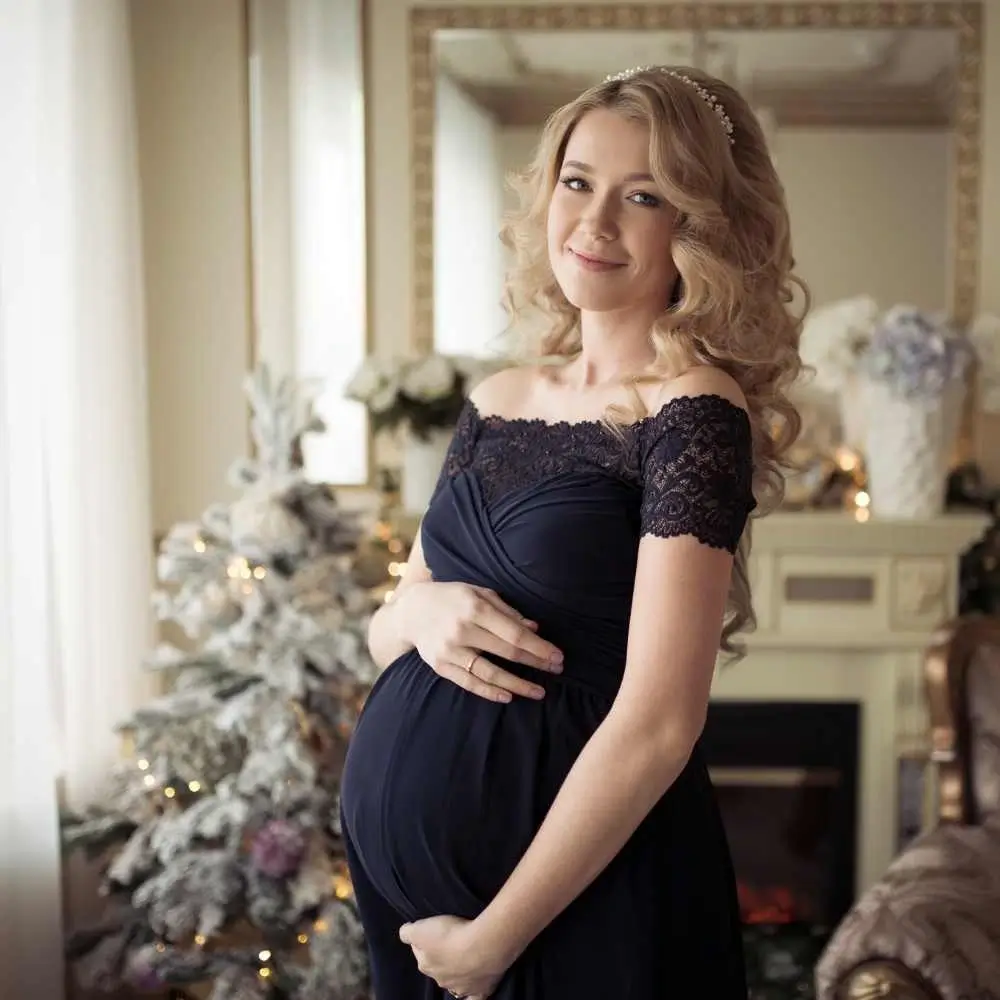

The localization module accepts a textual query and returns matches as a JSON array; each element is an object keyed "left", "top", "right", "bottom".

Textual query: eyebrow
[{"left": 562, "top": 159, "right": 655, "bottom": 183}]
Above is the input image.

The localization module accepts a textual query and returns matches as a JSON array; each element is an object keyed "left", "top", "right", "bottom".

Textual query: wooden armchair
[{"left": 816, "top": 615, "right": 1000, "bottom": 1000}]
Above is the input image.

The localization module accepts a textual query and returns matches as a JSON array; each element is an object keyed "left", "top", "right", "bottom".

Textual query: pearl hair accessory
[{"left": 603, "top": 66, "right": 736, "bottom": 146}]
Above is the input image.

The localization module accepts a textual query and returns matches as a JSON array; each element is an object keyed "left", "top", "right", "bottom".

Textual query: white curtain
[{"left": 0, "top": 0, "right": 154, "bottom": 991}]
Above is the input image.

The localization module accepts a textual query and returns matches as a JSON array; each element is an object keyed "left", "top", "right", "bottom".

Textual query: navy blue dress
[{"left": 340, "top": 394, "right": 755, "bottom": 999}]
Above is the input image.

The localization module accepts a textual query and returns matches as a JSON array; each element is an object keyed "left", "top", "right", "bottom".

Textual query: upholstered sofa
[{"left": 816, "top": 616, "right": 1000, "bottom": 1000}]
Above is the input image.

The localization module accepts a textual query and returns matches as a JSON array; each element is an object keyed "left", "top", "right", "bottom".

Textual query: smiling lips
[{"left": 568, "top": 247, "right": 626, "bottom": 272}]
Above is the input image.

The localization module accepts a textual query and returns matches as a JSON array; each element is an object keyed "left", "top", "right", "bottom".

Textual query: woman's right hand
[{"left": 395, "top": 581, "right": 564, "bottom": 703}]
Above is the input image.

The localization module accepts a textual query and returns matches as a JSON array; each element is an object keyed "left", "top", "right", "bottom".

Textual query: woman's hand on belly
[
  {"left": 399, "top": 914, "right": 511, "bottom": 998},
  {"left": 396, "top": 580, "right": 565, "bottom": 703}
]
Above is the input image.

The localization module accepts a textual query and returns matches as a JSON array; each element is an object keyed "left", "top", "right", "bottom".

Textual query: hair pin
[{"left": 604, "top": 66, "right": 735, "bottom": 146}]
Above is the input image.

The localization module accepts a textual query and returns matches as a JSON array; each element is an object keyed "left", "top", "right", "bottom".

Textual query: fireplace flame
[{"left": 738, "top": 882, "right": 806, "bottom": 924}]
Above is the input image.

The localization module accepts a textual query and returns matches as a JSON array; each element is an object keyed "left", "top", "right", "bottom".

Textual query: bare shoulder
[
  {"left": 654, "top": 366, "right": 748, "bottom": 414},
  {"left": 468, "top": 363, "right": 542, "bottom": 417}
]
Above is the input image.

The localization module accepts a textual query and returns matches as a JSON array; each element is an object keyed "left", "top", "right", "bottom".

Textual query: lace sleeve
[
  {"left": 639, "top": 394, "right": 756, "bottom": 554},
  {"left": 429, "top": 399, "right": 480, "bottom": 502}
]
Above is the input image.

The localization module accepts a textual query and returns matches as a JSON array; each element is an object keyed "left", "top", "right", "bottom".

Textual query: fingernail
[
  {"left": 498, "top": 692, "right": 512, "bottom": 703},
  {"left": 531, "top": 687, "right": 545, "bottom": 699},
  {"left": 549, "top": 651, "right": 564, "bottom": 665}
]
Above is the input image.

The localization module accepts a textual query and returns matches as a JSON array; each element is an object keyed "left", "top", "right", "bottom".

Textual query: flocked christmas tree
[{"left": 62, "top": 367, "right": 376, "bottom": 1000}]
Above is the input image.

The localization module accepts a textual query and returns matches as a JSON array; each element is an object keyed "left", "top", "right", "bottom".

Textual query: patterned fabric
[
  {"left": 816, "top": 810, "right": 1000, "bottom": 999},
  {"left": 969, "top": 642, "right": 1000, "bottom": 817},
  {"left": 434, "top": 394, "right": 756, "bottom": 555}
]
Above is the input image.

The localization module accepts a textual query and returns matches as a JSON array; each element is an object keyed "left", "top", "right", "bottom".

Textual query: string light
[
  {"left": 193, "top": 539, "right": 206, "bottom": 553},
  {"left": 194, "top": 935, "right": 206, "bottom": 948},
  {"left": 163, "top": 787, "right": 177, "bottom": 799},
  {"left": 188, "top": 780, "right": 202, "bottom": 793},
  {"left": 313, "top": 918, "right": 329, "bottom": 933},
  {"left": 143, "top": 775, "right": 157, "bottom": 788},
  {"left": 137, "top": 758, "right": 150, "bottom": 771},
  {"left": 258, "top": 950, "right": 272, "bottom": 962},
  {"left": 297, "top": 933, "right": 309, "bottom": 945}
]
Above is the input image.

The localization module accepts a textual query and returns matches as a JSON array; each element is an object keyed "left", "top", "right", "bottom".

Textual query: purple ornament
[
  {"left": 125, "top": 951, "right": 162, "bottom": 991},
  {"left": 250, "top": 818, "right": 307, "bottom": 878}
]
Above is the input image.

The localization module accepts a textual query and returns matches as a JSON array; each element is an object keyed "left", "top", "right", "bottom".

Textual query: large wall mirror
[
  {"left": 247, "top": 0, "right": 370, "bottom": 486},
  {"left": 410, "top": 3, "right": 982, "bottom": 359}
]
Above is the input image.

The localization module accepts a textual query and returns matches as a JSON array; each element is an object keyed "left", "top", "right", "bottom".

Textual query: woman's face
[{"left": 547, "top": 109, "right": 679, "bottom": 316}]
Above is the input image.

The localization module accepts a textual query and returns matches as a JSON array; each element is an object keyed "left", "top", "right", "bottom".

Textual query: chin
[
  {"left": 558, "top": 282, "right": 628, "bottom": 313},
  {"left": 554, "top": 272, "right": 625, "bottom": 313}
]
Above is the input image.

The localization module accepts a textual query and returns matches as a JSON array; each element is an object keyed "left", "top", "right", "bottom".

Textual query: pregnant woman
[{"left": 340, "top": 65, "right": 805, "bottom": 999}]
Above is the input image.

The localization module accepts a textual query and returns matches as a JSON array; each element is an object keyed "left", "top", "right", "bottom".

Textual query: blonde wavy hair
[{"left": 499, "top": 66, "right": 807, "bottom": 661}]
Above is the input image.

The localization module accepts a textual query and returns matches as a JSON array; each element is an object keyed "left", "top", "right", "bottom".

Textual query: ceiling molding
[{"left": 459, "top": 80, "right": 953, "bottom": 130}]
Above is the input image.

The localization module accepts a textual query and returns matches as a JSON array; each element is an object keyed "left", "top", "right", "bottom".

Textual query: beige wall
[{"left": 130, "top": 0, "right": 251, "bottom": 536}]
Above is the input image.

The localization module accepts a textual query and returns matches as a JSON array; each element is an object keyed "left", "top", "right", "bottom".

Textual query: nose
[{"left": 579, "top": 194, "right": 617, "bottom": 242}]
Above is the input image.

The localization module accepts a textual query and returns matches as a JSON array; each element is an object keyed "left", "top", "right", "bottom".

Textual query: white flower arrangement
[
  {"left": 968, "top": 313, "right": 1000, "bottom": 414},
  {"left": 798, "top": 295, "right": 880, "bottom": 394},
  {"left": 345, "top": 353, "right": 502, "bottom": 439}
]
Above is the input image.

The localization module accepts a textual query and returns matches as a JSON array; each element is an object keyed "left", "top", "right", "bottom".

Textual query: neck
[{"left": 570, "top": 308, "right": 660, "bottom": 387}]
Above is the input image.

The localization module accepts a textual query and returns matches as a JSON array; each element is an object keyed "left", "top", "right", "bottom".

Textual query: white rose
[
  {"left": 367, "top": 376, "right": 400, "bottom": 414},
  {"left": 344, "top": 357, "right": 386, "bottom": 403},
  {"left": 800, "top": 296, "right": 880, "bottom": 392},
  {"left": 401, "top": 354, "right": 456, "bottom": 401}
]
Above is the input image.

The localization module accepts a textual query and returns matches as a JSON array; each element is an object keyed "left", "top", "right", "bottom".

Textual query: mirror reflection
[{"left": 432, "top": 27, "right": 960, "bottom": 359}]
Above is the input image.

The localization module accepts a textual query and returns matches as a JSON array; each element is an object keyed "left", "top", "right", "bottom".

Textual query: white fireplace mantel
[{"left": 712, "top": 510, "right": 990, "bottom": 898}]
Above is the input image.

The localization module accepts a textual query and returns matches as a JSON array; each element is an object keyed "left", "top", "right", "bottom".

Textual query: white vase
[
  {"left": 861, "top": 378, "right": 965, "bottom": 519},
  {"left": 837, "top": 373, "right": 867, "bottom": 452},
  {"left": 401, "top": 427, "right": 453, "bottom": 515}
]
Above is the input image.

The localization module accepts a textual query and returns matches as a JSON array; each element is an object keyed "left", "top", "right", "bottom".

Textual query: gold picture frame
[{"left": 408, "top": 2, "right": 983, "bottom": 355}]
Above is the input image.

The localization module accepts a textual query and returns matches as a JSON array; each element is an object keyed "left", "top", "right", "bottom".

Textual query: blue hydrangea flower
[{"left": 858, "top": 306, "right": 976, "bottom": 402}]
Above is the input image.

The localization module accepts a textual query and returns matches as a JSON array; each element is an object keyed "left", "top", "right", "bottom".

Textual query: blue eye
[
  {"left": 629, "top": 191, "right": 661, "bottom": 208},
  {"left": 560, "top": 176, "right": 589, "bottom": 192}
]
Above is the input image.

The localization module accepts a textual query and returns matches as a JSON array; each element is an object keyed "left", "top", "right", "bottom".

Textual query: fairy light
[
  {"left": 297, "top": 933, "right": 309, "bottom": 945},
  {"left": 258, "top": 950, "right": 272, "bottom": 962},
  {"left": 188, "top": 780, "right": 202, "bottom": 793},
  {"left": 835, "top": 446, "right": 860, "bottom": 472},
  {"left": 163, "top": 786, "right": 177, "bottom": 799},
  {"left": 252, "top": 566, "right": 267, "bottom": 580},
  {"left": 333, "top": 874, "right": 353, "bottom": 900},
  {"left": 137, "top": 758, "right": 150, "bottom": 771},
  {"left": 388, "top": 538, "right": 403, "bottom": 554},
  {"left": 193, "top": 539, "right": 206, "bottom": 553},
  {"left": 258, "top": 968, "right": 271, "bottom": 979},
  {"left": 313, "top": 918, "right": 329, "bottom": 933},
  {"left": 194, "top": 935, "right": 206, "bottom": 948},
  {"left": 143, "top": 774, "right": 157, "bottom": 788}
]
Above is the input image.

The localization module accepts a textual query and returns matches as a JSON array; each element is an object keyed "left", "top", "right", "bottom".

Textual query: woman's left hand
[{"left": 399, "top": 914, "right": 513, "bottom": 998}]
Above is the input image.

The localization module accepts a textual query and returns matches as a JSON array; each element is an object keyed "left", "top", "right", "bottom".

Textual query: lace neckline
[{"left": 467, "top": 392, "right": 749, "bottom": 433}]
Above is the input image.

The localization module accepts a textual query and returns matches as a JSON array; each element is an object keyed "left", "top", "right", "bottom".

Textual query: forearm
[
  {"left": 474, "top": 707, "right": 694, "bottom": 962},
  {"left": 366, "top": 590, "right": 417, "bottom": 669}
]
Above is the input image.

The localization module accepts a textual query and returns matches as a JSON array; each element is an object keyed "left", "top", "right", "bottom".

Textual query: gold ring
[{"left": 466, "top": 653, "right": 478, "bottom": 674}]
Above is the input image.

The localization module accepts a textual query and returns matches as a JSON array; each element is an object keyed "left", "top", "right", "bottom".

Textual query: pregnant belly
[{"left": 340, "top": 650, "right": 608, "bottom": 921}]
